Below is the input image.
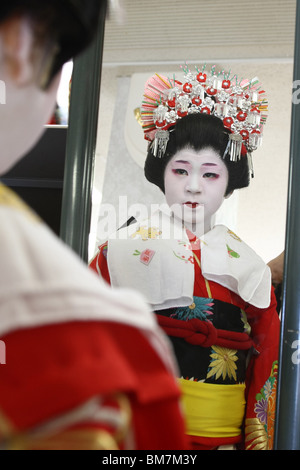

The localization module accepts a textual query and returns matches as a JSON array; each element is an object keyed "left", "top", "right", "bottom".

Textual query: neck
[
  {"left": 184, "top": 221, "right": 212, "bottom": 238},
  {"left": 165, "top": 212, "right": 213, "bottom": 239}
]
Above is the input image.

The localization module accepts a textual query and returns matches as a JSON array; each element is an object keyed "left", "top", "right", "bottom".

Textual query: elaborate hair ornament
[{"left": 140, "top": 65, "right": 268, "bottom": 165}]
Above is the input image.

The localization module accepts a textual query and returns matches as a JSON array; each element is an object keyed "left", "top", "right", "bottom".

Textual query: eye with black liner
[
  {"left": 203, "top": 172, "right": 220, "bottom": 179},
  {"left": 173, "top": 169, "right": 188, "bottom": 175}
]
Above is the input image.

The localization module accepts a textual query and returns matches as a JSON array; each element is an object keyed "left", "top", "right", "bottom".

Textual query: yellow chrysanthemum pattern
[{"left": 207, "top": 346, "right": 238, "bottom": 381}]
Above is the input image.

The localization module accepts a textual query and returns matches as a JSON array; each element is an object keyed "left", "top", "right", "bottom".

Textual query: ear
[{"left": 0, "top": 15, "right": 35, "bottom": 85}]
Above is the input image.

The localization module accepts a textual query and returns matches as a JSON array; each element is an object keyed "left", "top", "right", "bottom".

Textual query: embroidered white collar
[{"left": 107, "top": 211, "right": 271, "bottom": 310}]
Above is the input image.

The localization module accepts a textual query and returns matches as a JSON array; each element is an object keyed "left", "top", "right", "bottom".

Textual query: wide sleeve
[
  {"left": 243, "top": 288, "right": 280, "bottom": 450},
  {"left": 0, "top": 321, "right": 188, "bottom": 450}
]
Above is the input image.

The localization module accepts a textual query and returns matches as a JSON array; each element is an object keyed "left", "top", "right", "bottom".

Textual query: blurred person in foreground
[{"left": 0, "top": 0, "right": 187, "bottom": 450}]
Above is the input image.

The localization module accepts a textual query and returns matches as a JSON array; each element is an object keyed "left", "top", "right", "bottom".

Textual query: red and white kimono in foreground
[
  {"left": 0, "top": 185, "right": 188, "bottom": 450},
  {"left": 90, "top": 212, "right": 280, "bottom": 450}
]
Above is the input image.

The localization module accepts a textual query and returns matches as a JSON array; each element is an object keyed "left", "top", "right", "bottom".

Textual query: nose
[{"left": 186, "top": 174, "right": 202, "bottom": 194}]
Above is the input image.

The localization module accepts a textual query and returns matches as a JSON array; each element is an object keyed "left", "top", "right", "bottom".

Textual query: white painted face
[
  {"left": 0, "top": 16, "right": 61, "bottom": 175},
  {"left": 164, "top": 147, "right": 229, "bottom": 235}
]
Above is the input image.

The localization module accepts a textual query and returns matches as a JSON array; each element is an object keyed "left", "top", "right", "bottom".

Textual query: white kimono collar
[{"left": 107, "top": 211, "right": 271, "bottom": 310}]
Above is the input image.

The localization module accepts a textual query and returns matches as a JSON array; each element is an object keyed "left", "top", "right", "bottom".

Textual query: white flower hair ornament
[{"left": 140, "top": 65, "right": 268, "bottom": 176}]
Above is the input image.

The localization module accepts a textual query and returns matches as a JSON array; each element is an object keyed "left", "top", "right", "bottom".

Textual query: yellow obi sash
[{"left": 179, "top": 378, "right": 246, "bottom": 438}]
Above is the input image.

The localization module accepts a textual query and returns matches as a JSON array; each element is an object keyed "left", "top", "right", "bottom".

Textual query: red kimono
[{"left": 90, "top": 230, "right": 279, "bottom": 450}]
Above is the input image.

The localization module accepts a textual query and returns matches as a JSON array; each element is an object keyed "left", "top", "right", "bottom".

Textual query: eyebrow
[
  {"left": 173, "top": 160, "right": 220, "bottom": 167},
  {"left": 173, "top": 160, "right": 190, "bottom": 165}
]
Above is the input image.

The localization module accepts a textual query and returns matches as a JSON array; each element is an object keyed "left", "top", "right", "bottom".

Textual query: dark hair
[
  {"left": 0, "top": 0, "right": 106, "bottom": 88},
  {"left": 144, "top": 113, "right": 250, "bottom": 196}
]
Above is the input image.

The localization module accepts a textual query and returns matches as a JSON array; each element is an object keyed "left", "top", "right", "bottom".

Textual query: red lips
[{"left": 184, "top": 202, "right": 199, "bottom": 209}]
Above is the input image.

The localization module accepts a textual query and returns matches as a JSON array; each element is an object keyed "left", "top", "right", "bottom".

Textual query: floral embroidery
[
  {"left": 227, "top": 229, "right": 242, "bottom": 242},
  {"left": 206, "top": 346, "right": 238, "bottom": 381},
  {"left": 171, "top": 297, "right": 214, "bottom": 321},
  {"left": 173, "top": 250, "right": 195, "bottom": 264},
  {"left": 101, "top": 244, "right": 108, "bottom": 259},
  {"left": 133, "top": 248, "right": 155, "bottom": 265},
  {"left": 173, "top": 237, "right": 204, "bottom": 265},
  {"left": 178, "top": 237, "right": 201, "bottom": 251},
  {"left": 131, "top": 226, "right": 162, "bottom": 241},
  {"left": 245, "top": 361, "right": 278, "bottom": 450},
  {"left": 226, "top": 244, "right": 240, "bottom": 259}
]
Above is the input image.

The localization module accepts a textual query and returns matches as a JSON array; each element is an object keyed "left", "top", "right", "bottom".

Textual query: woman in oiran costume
[{"left": 90, "top": 66, "right": 280, "bottom": 450}]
